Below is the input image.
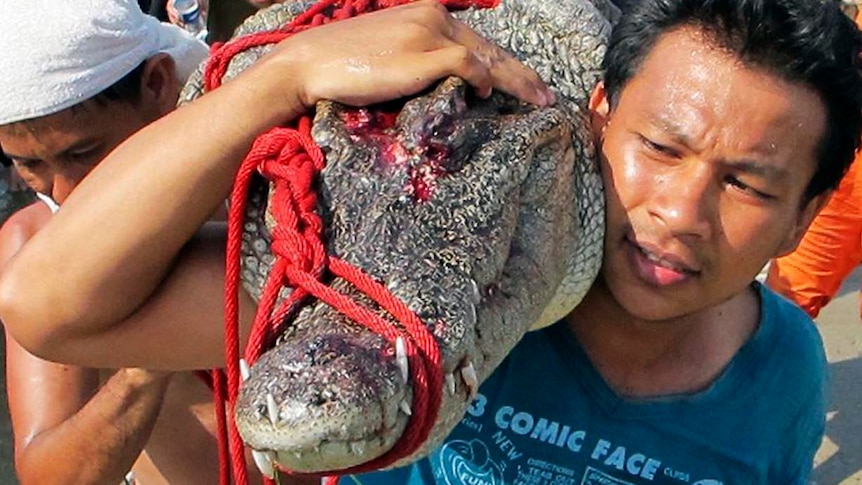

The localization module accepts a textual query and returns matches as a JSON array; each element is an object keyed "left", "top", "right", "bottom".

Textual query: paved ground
[
  {"left": 811, "top": 267, "right": 862, "bottom": 484},
  {"left": 0, "top": 269, "right": 859, "bottom": 484}
]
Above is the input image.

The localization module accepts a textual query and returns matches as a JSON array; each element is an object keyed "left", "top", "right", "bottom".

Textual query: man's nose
[
  {"left": 51, "top": 171, "right": 86, "bottom": 205},
  {"left": 647, "top": 162, "right": 715, "bottom": 241}
]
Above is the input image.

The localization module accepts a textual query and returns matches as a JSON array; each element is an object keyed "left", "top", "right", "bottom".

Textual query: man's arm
[
  {"left": 0, "top": 208, "right": 173, "bottom": 485},
  {"left": 5, "top": 334, "right": 172, "bottom": 485},
  {"left": 0, "top": 2, "right": 552, "bottom": 369}
]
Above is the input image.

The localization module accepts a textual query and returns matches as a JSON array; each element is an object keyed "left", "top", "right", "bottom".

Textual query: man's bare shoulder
[
  {"left": 0, "top": 202, "right": 51, "bottom": 239},
  {"left": 0, "top": 201, "right": 52, "bottom": 266}
]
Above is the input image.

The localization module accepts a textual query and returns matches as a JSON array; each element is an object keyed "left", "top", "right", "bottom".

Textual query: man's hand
[
  {"left": 253, "top": 0, "right": 554, "bottom": 113},
  {"left": 6, "top": 330, "right": 176, "bottom": 485}
]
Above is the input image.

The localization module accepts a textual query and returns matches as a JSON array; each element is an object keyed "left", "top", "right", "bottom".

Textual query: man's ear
[
  {"left": 140, "top": 53, "right": 180, "bottom": 116},
  {"left": 775, "top": 192, "right": 831, "bottom": 257},
  {"left": 589, "top": 81, "right": 611, "bottom": 141}
]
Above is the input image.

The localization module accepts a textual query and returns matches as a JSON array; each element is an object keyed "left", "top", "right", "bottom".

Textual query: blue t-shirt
[{"left": 345, "top": 283, "right": 827, "bottom": 485}]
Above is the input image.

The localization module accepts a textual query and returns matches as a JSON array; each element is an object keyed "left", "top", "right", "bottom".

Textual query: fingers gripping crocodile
[{"left": 180, "top": 0, "right": 613, "bottom": 474}]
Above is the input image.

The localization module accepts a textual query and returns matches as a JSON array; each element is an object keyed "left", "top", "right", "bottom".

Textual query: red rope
[{"left": 204, "top": 1, "right": 499, "bottom": 484}]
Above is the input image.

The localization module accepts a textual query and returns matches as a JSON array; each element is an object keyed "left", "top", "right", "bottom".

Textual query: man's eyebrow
[
  {"left": 644, "top": 112, "right": 790, "bottom": 180},
  {"left": 723, "top": 159, "right": 789, "bottom": 180},
  {"left": 644, "top": 112, "right": 694, "bottom": 146}
]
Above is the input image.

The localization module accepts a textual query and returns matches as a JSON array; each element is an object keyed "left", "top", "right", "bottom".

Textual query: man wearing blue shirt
[{"left": 348, "top": 0, "right": 855, "bottom": 482}]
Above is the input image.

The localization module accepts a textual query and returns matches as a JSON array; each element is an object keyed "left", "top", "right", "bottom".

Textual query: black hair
[
  {"left": 603, "top": 0, "right": 862, "bottom": 200},
  {"left": 90, "top": 62, "right": 147, "bottom": 105}
]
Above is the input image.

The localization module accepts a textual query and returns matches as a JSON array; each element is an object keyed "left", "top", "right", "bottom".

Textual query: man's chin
[{"left": 606, "top": 279, "right": 701, "bottom": 324}]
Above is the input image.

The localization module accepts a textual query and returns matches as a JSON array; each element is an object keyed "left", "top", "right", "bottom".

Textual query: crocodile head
[{"left": 179, "top": 0, "right": 612, "bottom": 474}]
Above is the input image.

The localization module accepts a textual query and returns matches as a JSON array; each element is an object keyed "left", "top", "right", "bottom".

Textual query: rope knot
[{"left": 270, "top": 227, "right": 326, "bottom": 275}]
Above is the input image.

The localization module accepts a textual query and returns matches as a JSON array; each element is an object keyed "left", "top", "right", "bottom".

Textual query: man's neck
[{"left": 566, "top": 280, "right": 760, "bottom": 399}]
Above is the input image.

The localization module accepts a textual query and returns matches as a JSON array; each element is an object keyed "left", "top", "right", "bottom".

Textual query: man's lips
[
  {"left": 634, "top": 240, "right": 700, "bottom": 273},
  {"left": 626, "top": 237, "right": 700, "bottom": 286}
]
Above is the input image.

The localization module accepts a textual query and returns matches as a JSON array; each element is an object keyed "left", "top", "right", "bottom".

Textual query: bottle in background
[{"left": 172, "top": 0, "right": 208, "bottom": 41}]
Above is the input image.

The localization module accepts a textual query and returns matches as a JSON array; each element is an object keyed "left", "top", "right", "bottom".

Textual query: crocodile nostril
[
  {"left": 335, "top": 81, "right": 499, "bottom": 203},
  {"left": 424, "top": 142, "right": 451, "bottom": 166}
]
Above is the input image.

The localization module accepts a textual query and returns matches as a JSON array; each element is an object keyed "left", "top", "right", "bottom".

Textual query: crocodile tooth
[
  {"left": 395, "top": 337, "right": 409, "bottom": 383},
  {"left": 470, "top": 278, "right": 482, "bottom": 304},
  {"left": 399, "top": 399, "right": 412, "bottom": 416},
  {"left": 266, "top": 393, "right": 279, "bottom": 425},
  {"left": 461, "top": 361, "right": 479, "bottom": 399},
  {"left": 239, "top": 359, "right": 251, "bottom": 382},
  {"left": 445, "top": 373, "right": 456, "bottom": 396},
  {"left": 251, "top": 449, "right": 275, "bottom": 479}
]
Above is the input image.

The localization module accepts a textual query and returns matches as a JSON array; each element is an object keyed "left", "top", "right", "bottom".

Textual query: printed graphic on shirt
[
  {"left": 438, "top": 439, "right": 504, "bottom": 485},
  {"left": 430, "top": 393, "right": 726, "bottom": 485}
]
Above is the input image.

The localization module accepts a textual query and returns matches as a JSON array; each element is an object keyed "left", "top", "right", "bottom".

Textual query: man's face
[
  {"left": 0, "top": 99, "right": 158, "bottom": 204},
  {"left": 591, "top": 27, "right": 827, "bottom": 321}
]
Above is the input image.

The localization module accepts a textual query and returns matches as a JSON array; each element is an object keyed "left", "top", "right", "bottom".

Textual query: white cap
[{"left": 0, "top": 0, "right": 209, "bottom": 125}]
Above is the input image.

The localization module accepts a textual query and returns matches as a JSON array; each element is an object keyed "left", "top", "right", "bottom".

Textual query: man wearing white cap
[{"left": 0, "top": 1, "right": 263, "bottom": 484}]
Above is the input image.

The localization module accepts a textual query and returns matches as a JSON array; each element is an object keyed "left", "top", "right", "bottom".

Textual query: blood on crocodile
[{"left": 340, "top": 105, "right": 454, "bottom": 202}]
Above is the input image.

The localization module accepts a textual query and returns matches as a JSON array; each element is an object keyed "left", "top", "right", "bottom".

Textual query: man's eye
[
  {"left": 68, "top": 149, "right": 97, "bottom": 163},
  {"left": 13, "top": 159, "right": 41, "bottom": 170},
  {"left": 640, "top": 136, "right": 678, "bottom": 157},
  {"left": 724, "top": 175, "right": 775, "bottom": 200}
]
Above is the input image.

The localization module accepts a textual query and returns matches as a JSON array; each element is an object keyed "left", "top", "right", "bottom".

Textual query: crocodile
[{"left": 179, "top": 0, "right": 612, "bottom": 474}]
